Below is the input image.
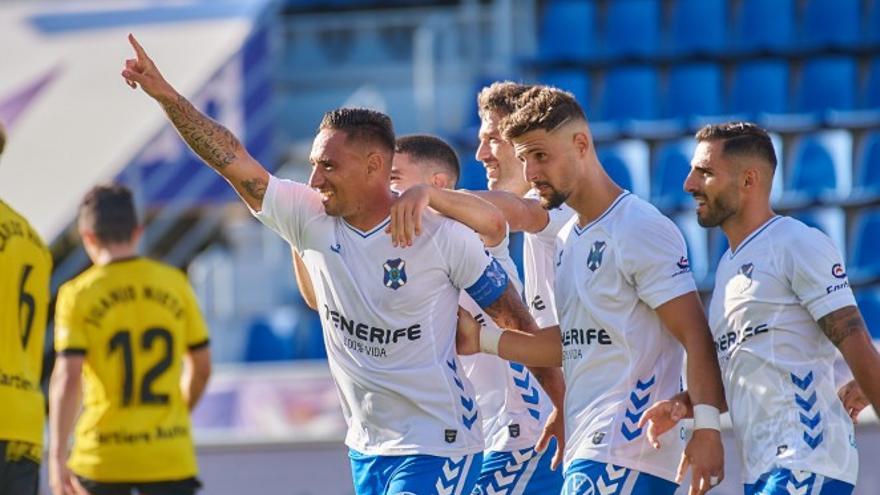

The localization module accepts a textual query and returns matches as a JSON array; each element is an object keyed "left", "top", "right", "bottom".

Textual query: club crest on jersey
[
  {"left": 738, "top": 263, "right": 755, "bottom": 279},
  {"left": 383, "top": 258, "right": 407, "bottom": 290},
  {"left": 508, "top": 424, "right": 520, "bottom": 438},
  {"left": 564, "top": 473, "right": 595, "bottom": 495},
  {"left": 832, "top": 263, "right": 847, "bottom": 279},
  {"left": 444, "top": 429, "right": 457, "bottom": 443},
  {"left": 587, "top": 241, "right": 607, "bottom": 272}
]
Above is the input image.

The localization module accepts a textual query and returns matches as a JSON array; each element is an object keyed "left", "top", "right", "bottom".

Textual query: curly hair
[{"left": 477, "top": 81, "right": 534, "bottom": 119}]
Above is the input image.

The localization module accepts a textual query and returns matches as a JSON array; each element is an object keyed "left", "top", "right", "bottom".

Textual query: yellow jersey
[
  {"left": 55, "top": 257, "right": 209, "bottom": 482},
  {"left": 0, "top": 200, "right": 51, "bottom": 448}
]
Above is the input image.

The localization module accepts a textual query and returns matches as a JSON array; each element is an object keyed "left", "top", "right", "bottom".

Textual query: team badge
[
  {"left": 591, "top": 431, "right": 606, "bottom": 445},
  {"left": 445, "top": 429, "right": 457, "bottom": 443},
  {"left": 733, "top": 262, "right": 755, "bottom": 293},
  {"left": 831, "top": 263, "right": 847, "bottom": 279},
  {"left": 509, "top": 424, "right": 520, "bottom": 438},
  {"left": 383, "top": 258, "right": 407, "bottom": 290},
  {"left": 587, "top": 241, "right": 607, "bottom": 272}
]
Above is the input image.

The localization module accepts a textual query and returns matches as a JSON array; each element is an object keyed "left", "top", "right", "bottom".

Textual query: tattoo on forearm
[
  {"left": 240, "top": 177, "right": 267, "bottom": 200},
  {"left": 161, "top": 94, "right": 241, "bottom": 170},
  {"left": 483, "top": 284, "right": 540, "bottom": 335},
  {"left": 817, "top": 305, "right": 865, "bottom": 346}
]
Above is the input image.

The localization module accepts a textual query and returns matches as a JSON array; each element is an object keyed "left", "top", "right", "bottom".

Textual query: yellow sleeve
[
  {"left": 54, "top": 284, "right": 88, "bottom": 355},
  {"left": 180, "top": 279, "right": 209, "bottom": 350}
]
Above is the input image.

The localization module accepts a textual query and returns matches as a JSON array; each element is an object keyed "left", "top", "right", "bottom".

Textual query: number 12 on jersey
[{"left": 108, "top": 327, "right": 174, "bottom": 407}]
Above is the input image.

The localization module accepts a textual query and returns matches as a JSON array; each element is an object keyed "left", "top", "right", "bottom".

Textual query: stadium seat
[
  {"left": 792, "top": 207, "right": 846, "bottom": 253},
  {"left": 538, "top": 0, "right": 597, "bottom": 61},
  {"left": 651, "top": 138, "right": 695, "bottom": 211},
  {"left": 667, "top": 0, "right": 726, "bottom": 55},
  {"left": 604, "top": 0, "right": 659, "bottom": 58},
  {"left": 849, "top": 208, "right": 880, "bottom": 282},
  {"left": 729, "top": 60, "right": 790, "bottom": 115},
  {"left": 665, "top": 63, "right": 723, "bottom": 119},
  {"left": 245, "top": 317, "right": 296, "bottom": 362},
  {"left": 596, "top": 139, "right": 650, "bottom": 199},
  {"left": 597, "top": 65, "right": 658, "bottom": 121},
  {"left": 866, "top": 58, "right": 880, "bottom": 109},
  {"left": 867, "top": 0, "right": 880, "bottom": 45},
  {"left": 801, "top": 0, "right": 860, "bottom": 49},
  {"left": 853, "top": 131, "right": 880, "bottom": 199},
  {"left": 540, "top": 69, "right": 591, "bottom": 111},
  {"left": 796, "top": 57, "right": 857, "bottom": 114},
  {"left": 855, "top": 289, "right": 880, "bottom": 339},
  {"left": 732, "top": 0, "right": 795, "bottom": 53},
  {"left": 457, "top": 156, "right": 489, "bottom": 191},
  {"left": 785, "top": 130, "right": 853, "bottom": 203}
]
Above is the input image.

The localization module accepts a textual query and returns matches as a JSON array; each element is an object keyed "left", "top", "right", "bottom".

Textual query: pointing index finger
[{"left": 128, "top": 33, "right": 148, "bottom": 60}]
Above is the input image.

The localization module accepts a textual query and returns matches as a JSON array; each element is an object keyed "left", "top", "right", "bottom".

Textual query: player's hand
[
  {"left": 121, "top": 34, "right": 174, "bottom": 100},
  {"left": 455, "top": 307, "right": 481, "bottom": 355},
  {"left": 535, "top": 406, "right": 565, "bottom": 471},
  {"left": 638, "top": 398, "right": 688, "bottom": 449},
  {"left": 677, "top": 429, "right": 724, "bottom": 495},
  {"left": 386, "top": 183, "right": 432, "bottom": 248},
  {"left": 838, "top": 379, "right": 870, "bottom": 423},
  {"left": 49, "top": 456, "right": 84, "bottom": 495}
]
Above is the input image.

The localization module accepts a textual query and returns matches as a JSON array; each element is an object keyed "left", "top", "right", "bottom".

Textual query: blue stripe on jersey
[{"left": 466, "top": 257, "right": 509, "bottom": 308}]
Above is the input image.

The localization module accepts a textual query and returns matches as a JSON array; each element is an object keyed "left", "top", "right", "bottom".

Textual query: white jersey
[
  {"left": 523, "top": 189, "right": 575, "bottom": 328},
  {"left": 459, "top": 232, "right": 553, "bottom": 453},
  {"left": 555, "top": 192, "right": 695, "bottom": 481},
  {"left": 253, "top": 176, "right": 510, "bottom": 457},
  {"left": 709, "top": 216, "right": 858, "bottom": 485}
]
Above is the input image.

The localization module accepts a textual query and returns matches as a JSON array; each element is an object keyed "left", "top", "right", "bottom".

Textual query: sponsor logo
[
  {"left": 562, "top": 328, "right": 612, "bottom": 346},
  {"left": 587, "top": 241, "right": 607, "bottom": 272},
  {"left": 715, "top": 323, "right": 769, "bottom": 353},
  {"left": 673, "top": 256, "right": 692, "bottom": 277},
  {"left": 564, "top": 473, "right": 595, "bottom": 495},
  {"left": 383, "top": 258, "right": 407, "bottom": 290},
  {"left": 330, "top": 243, "right": 341, "bottom": 253},
  {"left": 531, "top": 295, "right": 547, "bottom": 312},
  {"left": 509, "top": 424, "right": 520, "bottom": 438},
  {"left": 445, "top": 429, "right": 457, "bottom": 443},
  {"left": 831, "top": 263, "right": 847, "bottom": 279}
]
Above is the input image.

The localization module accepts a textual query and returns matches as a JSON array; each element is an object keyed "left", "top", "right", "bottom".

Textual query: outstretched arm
[
  {"left": 819, "top": 305, "right": 880, "bottom": 417},
  {"left": 388, "top": 184, "right": 507, "bottom": 248},
  {"left": 471, "top": 190, "right": 549, "bottom": 234},
  {"left": 121, "top": 34, "right": 269, "bottom": 211}
]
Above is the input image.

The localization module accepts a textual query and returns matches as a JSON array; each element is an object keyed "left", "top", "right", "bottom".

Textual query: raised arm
[
  {"left": 818, "top": 305, "right": 880, "bottom": 417},
  {"left": 121, "top": 34, "right": 269, "bottom": 211},
  {"left": 388, "top": 184, "right": 506, "bottom": 248}
]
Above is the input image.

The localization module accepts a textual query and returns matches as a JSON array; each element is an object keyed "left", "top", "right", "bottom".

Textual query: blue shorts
[
  {"left": 562, "top": 459, "right": 677, "bottom": 495},
  {"left": 349, "top": 449, "right": 482, "bottom": 495},
  {"left": 744, "top": 468, "right": 854, "bottom": 495},
  {"left": 472, "top": 438, "right": 563, "bottom": 495}
]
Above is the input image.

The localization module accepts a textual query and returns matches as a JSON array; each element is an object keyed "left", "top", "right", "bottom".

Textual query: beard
[
  {"left": 533, "top": 182, "right": 569, "bottom": 210},
  {"left": 694, "top": 192, "right": 737, "bottom": 228}
]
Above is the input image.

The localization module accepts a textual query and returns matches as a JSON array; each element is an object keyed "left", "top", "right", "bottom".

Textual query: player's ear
[
  {"left": 572, "top": 131, "right": 591, "bottom": 157},
  {"left": 365, "top": 151, "right": 384, "bottom": 176},
  {"left": 430, "top": 173, "right": 448, "bottom": 189},
  {"left": 743, "top": 167, "right": 758, "bottom": 189}
]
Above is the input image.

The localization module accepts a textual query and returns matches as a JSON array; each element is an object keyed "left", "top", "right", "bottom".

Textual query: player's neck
[
  {"left": 344, "top": 191, "right": 394, "bottom": 232},
  {"left": 569, "top": 170, "right": 623, "bottom": 228},
  {"left": 91, "top": 244, "right": 139, "bottom": 266},
  {"left": 723, "top": 204, "right": 776, "bottom": 253}
]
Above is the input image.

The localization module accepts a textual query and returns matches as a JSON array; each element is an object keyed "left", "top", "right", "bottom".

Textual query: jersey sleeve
[
  {"left": 249, "top": 175, "right": 325, "bottom": 252},
  {"left": 779, "top": 226, "right": 856, "bottom": 321},
  {"left": 618, "top": 212, "right": 697, "bottom": 309},
  {"left": 179, "top": 277, "right": 210, "bottom": 350},
  {"left": 435, "top": 219, "right": 509, "bottom": 309},
  {"left": 54, "top": 284, "right": 88, "bottom": 356}
]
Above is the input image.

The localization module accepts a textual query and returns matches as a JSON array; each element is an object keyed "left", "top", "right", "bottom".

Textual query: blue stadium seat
[
  {"left": 652, "top": 139, "right": 695, "bottom": 210},
  {"left": 801, "top": 0, "right": 860, "bottom": 49},
  {"left": 540, "top": 70, "right": 591, "bottom": 111},
  {"left": 457, "top": 156, "right": 489, "bottom": 191},
  {"left": 868, "top": 0, "right": 880, "bottom": 45},
  {"left": 855, "top": 289, "right": 880, "bottom": 339},
  {"left": 729, "top": 60, "right": 789, "bottom": 115},
  {"left": 245, "top": 317, "right": 296, "bottom": 362},
  {"left": 866, "top": 58, "right": 880, "bottom": 109},
  {"left": 598, "top": 66, "right": 658, "bottom": 121},
  {"left": 850, "top": 208, "right": 880, "bottom": 281},
  {"left": 668, "top": 0, "right": 726, "bottom": 55},
  {"left": 596, "top": 139, "right": 650, "bottom": 198},
  {"left": 796, "top": 57, "right": 857, "bottom": 113},
  {"left": 733, "top": 0, "right": 795, "bottom": 53},
  {"left": 665, "top": 63, "right": 723, "bottom": 119},
  {"left": 785, "top": 130, "right": 853, "bottom": 203},
  {"left": 854, "top": 131, "right": 880, "bottom": 199},
  {"left": 538, "top": 0, "right": 597, "bottom": 61},
  {"left": 792, "top": 207, "right": 846, "bottom": 253},
  {"left": 605, "top": 0, "right": 660, "bottom": 58}
]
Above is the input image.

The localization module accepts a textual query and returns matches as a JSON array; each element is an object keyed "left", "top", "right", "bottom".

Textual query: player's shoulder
[
  {"left": 0, "top": 199, "right": 50, "bottom": 253},
  {"left": 608, "top": 193, "right": 680, "bottom": 239},
  {"left": 770, "top": 216, "right": 839, "bottom": 257}
]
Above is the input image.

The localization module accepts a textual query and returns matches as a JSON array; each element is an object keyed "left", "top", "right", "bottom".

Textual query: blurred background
[{"left": 0, "top": 0, "right": 878, "bottom": 493}]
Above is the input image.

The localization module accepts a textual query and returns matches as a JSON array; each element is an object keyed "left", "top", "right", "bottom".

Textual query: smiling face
[
  {"left": 684, "top": 140, "right": 741, "bottom": 228},
  {"left": 476, "top": 111, "right": 528, "bottom": 194},
  {"left": 308, "top": 128, "right": 376, "bottom": 218},
  {"left": 511, "top": 126, "right": 581, "bottom": 210}
]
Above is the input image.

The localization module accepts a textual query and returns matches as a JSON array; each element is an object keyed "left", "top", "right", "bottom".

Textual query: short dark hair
[
  {"left": 318, "top": 108, "right": 395, "bottom": 153},
  {"left": 79, "top": 184, "right": 138, "bottom": 244},
  {"left": 395, "top": 134, "right": 460, "bottom": 187},
  {"left": 500, "top": 86, "right": 586, "bottom": 140},
  {"left": 695, "top": 122, "right": 777, "bottom": 169},
  {"left": 477, "top": 81, "right": 534, "bottom": 119}
]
